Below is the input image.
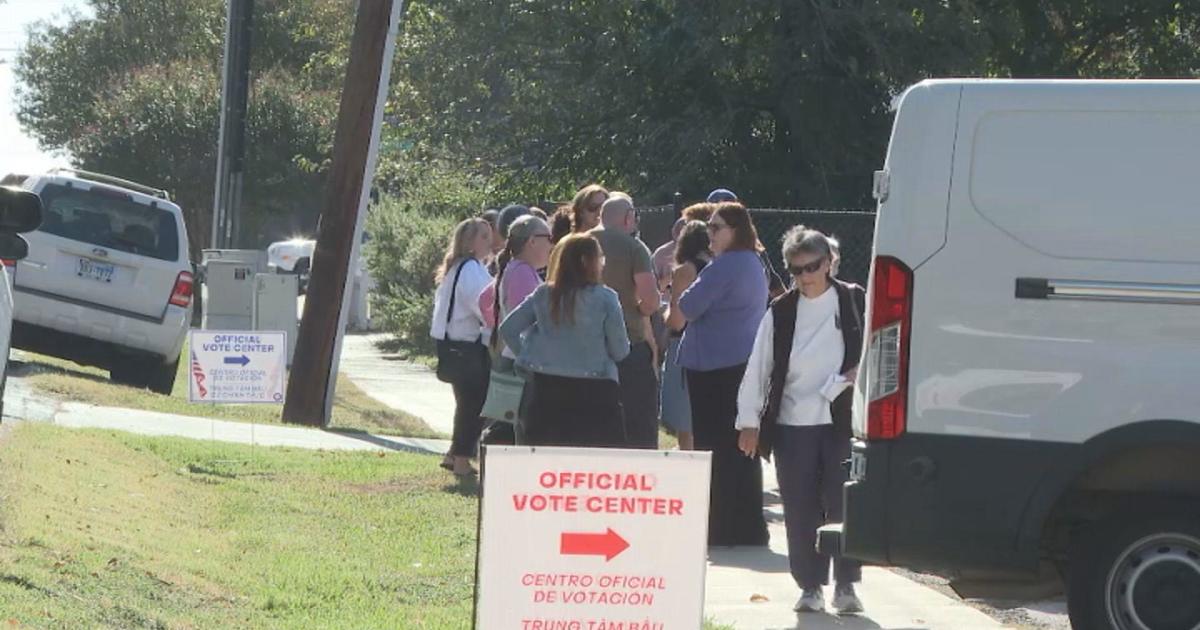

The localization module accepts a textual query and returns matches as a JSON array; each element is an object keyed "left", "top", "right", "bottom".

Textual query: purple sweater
[{"left": 677, "top": 249, "right": 768, "bottom": 371}]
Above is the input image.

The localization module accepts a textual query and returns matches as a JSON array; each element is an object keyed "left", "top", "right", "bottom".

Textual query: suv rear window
[{"left": 37, "top": 183, "right": 180, "bottom": 262}]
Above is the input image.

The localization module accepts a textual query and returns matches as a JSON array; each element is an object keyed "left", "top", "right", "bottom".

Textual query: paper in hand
[{"left": 821, "top": 374, "right": 853, "bottom": 401}]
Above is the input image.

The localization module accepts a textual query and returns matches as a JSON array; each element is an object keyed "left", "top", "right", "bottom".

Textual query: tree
[
  {"left": 14, "top": 0, "right": 353, "bottom": 255},
  {"left": 385, "top": 0, "right": 1200, "bottom": 208}
]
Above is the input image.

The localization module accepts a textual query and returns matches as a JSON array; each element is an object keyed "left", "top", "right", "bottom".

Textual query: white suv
[{"left": 8, "top": 169, "right": 193, "bottom": 394}]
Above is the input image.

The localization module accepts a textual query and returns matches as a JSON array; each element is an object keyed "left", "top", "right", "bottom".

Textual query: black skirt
[{"left": 522, "top": 372, "right": 626, "bottom": 448}]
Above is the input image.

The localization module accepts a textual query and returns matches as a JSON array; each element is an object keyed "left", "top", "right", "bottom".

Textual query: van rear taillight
[
  {"left": 865, "top": 256, "right": 912, "bottom": 440},
  {"left": 169, "top": 271, "right": 194, "bottom": 308}
]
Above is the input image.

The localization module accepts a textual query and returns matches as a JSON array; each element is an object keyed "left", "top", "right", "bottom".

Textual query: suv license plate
[
  {"left": 850, "top": 451, "right": 867, "bottom": 481},
  {"left": 77, "top": 258, "right": 115, "bottom": 283}
]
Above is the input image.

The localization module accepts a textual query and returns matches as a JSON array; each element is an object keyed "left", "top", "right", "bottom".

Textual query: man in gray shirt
[{"left": 590, "top": 194, "right": 661, "bottom": 448}]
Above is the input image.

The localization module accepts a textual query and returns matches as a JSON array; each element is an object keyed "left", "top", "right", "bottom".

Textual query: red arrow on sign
[{"left": 560, "top": 528, "right": 630, "bottom": 561}]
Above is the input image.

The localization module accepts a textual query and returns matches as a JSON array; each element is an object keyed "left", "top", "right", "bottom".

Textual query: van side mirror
[
  {"left": 0, "top": 186, "right": 43, "bottom": 234},
  {"left": 0, "top": 234, "right": 29, "bottom": 261}
]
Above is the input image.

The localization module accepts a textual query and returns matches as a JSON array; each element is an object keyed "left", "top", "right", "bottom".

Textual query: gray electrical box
[
  {"left": 201, "top": 249, "right": 268, "bottom": 331},
  {"left": 252, "top": 273, "right": 299, "bottom": 365}
]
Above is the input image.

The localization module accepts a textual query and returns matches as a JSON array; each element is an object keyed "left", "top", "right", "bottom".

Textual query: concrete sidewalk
[
  {"left": 704, "top": 467, "right": 1005, "bottom": 629},
  {"left": 338, "top": 333, "right": 456, "bottom": 436},
  {"left": 3, "top": 375, "right": 451, "bottom": 455}
]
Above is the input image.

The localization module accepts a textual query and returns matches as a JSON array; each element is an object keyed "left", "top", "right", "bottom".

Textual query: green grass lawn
[
  {"left": 0, "top": 423, "right": 476, "bottom": 628},
  {"left": 13, "top": 344, "right": 443, "bottom": 439},
  {"left": 0, "top": 424, "right": 730, "bottom": 629}
]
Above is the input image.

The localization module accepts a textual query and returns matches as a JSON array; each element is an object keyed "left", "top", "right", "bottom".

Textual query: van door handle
[{"left": 1016, "top": 277, "right": 1200, "bottom": 305}]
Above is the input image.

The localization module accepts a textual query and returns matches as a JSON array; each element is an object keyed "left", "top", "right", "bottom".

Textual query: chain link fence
[{"left": 639, "top": 206, "right": 877, "bottom": 286}]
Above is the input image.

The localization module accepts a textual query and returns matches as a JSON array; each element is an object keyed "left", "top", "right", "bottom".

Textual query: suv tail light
[
  {"left": 169, "top": 271, "right": 194, "bottom": 308},
  {"left": 864, "top": 256, "right": 913, "bottom": 440}
]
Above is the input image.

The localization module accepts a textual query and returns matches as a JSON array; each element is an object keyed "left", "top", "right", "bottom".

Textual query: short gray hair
[{"left": 781, "top": 225, "right": 833, "bottom": 263}]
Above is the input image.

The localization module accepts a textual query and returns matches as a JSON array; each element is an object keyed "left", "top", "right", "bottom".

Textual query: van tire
[{"left": 1067, "top": 510, "right": 1200, "bottom": 630}]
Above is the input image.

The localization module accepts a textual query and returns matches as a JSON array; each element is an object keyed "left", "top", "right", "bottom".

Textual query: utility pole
[
  {"left": 211, "top": 0, "right": 254, "bottom": 249},
  {"left": 282, "top": 0, "right": 404, "bottom": 426}
]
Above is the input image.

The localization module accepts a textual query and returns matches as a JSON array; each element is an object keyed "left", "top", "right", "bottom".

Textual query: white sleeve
[
  {"left": 735, "top": 312, "right": 775, "bottom": 430},
  {"left": 457, "top": 261, "right": 491, "bottom": 326}
]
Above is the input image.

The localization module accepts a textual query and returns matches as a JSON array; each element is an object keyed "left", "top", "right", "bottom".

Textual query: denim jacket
[{"left": 499, "top": 284, "right": 631, "bottom": 382}]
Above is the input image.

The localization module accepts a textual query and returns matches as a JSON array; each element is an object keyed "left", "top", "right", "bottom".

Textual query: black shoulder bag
[{"left": 436, "top": 259, "right": 486, "bottom": 384}]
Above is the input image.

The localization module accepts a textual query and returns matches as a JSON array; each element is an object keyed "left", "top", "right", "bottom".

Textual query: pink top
[{"left": 479, "top": 259, "right": 543, "bottom": 330}]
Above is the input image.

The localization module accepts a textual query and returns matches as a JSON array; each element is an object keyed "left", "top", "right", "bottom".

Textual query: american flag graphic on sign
[{"left": 191, "top": 351, "right": 208, "bottom": 399}]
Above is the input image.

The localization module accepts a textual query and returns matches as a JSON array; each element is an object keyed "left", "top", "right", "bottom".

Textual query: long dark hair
[
  {"left": 674, "top": 220, "right": 711, "bottom": 266},
  {"left": 548, "top": 233, "right": 602, "bottom": 325}
]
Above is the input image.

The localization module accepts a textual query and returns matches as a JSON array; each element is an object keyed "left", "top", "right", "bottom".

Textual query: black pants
[
  {"left": 449, "top": 347, "right": 489, "bottom": 458},
  {"left": 775, "top": 424, "right": 862, "bottom": 589},
  {"left": 523, "top": 373, "right": 626, "bottom": 448},
  {"left": 686, "top": 363, "right": 769, "bottom": 547},
  {"left": 618, "top": 342, "right": 659, "bottom": 449}
]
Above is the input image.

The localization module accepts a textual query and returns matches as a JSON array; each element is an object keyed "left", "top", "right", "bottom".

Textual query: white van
[
  {"left": 827, "top": 80, "right": 1200, "bottom": 630},
  {"left": 8, "top": 169, "right": 192, "bottom": 394}
]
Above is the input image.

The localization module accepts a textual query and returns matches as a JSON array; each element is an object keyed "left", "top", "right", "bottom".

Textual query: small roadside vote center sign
[
  {"left": 187, "top": 331, "right": 287, "bottom": 404},
  {"left": 475, "top": 446, "right": 712, "bottom": 630}
]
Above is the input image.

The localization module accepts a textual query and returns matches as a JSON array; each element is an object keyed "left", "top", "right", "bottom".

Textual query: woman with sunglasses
[
  {"left": 478, "top": 215, "right": 554, "bottom": 444},
  {"left": 569, "top": 184, "right": 609, "bottom": 234},
  {"left": 734, "top": 225, "right": 867, "bottom": 615},
  {"left": 676, "top": 202, "right": 770, "bottom": 547}
]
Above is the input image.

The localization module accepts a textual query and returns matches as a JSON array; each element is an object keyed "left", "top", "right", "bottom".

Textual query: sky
[{"left": 0, "top": 0, "right": 92, "bottom": 175}]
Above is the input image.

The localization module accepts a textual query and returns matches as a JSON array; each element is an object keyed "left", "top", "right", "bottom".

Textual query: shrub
[{"left": 366, "top": 186, "right": 486, "bottom": 357}]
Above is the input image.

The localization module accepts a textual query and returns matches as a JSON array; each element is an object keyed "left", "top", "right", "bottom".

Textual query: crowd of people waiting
[{"left": 429, "top": 185, "right": 866, "bottom": 616}]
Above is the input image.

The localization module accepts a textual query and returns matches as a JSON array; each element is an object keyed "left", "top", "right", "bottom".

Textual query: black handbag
[{"left": 435, "top": 259, "right": 486, "bottom": 384}]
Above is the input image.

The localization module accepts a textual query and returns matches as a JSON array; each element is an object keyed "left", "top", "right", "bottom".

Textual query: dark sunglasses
[{"left": 788, "top": 258, "right": 827, "bottom": 276}]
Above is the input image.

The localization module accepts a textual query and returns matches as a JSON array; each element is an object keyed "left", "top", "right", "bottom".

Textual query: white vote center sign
[
  {"left": 476, "top": 446, "right": 712, "bottom": 630},
  {"left": 188, "top": 331, "right": 287, "bottom": 404}
]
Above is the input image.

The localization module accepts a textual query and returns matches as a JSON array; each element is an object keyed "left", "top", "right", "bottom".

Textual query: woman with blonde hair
[
  {"left": 499, "top": 233, "right": 631, "bottom": 446},
  {"left": 430, "top": 217, "right": 493, "bottom": 476}
]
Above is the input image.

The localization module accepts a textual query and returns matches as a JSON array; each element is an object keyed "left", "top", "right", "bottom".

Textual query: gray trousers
[
  {"left": 617, "top": 342, "right": 659, "bottom": 449},
  {"left": 774, "top": 423, "right": 862, "bottom": 589}
]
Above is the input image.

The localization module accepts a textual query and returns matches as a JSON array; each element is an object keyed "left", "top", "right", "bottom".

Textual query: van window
[
  {"left": 37, "top": 183, "right": 180, "bottom": 262},
  {"left": 969, "top": 111, "right": 1200, "bottom": 263}
]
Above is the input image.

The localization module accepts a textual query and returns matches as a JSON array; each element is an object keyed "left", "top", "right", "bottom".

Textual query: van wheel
[{"left": 1068, "top": 511, "right": 1200, "bottom": 630}]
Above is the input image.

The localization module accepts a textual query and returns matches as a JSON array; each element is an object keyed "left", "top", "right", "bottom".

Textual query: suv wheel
[
  {"left": 1068, "top": 510, "right": 1200, "bottom": 630},
  {"left": 111, "top": 356, "right": 179, "bottom": 396}
]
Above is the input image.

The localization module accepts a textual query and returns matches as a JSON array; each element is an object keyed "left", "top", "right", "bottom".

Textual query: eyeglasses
[
  {"left": 706, "top": 222, "right": 729, "bottom": 232},
  {"left": 788, "top": 258, "right": 827, "bottom": 276}
]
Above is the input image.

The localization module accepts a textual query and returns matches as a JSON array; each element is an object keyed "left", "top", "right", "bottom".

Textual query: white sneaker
[
  {"left": 793, "top": 588, "right": 824, "bottom": 613},
  {"left": 832, "top": 583, "right": 864, "bottom": 614}
]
